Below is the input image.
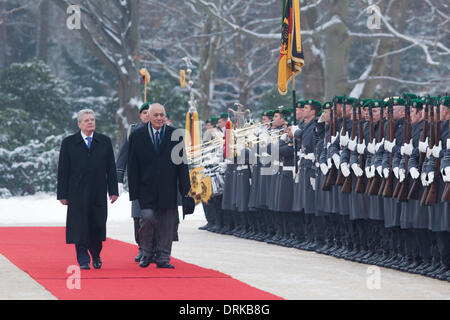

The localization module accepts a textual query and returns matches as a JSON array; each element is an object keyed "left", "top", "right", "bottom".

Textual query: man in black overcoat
[
  {"left": 128, "top": 103, "right": 191, "bottom": 269},
  {"left": 57, "top": 109, "right": 119, "bottom": 270}
]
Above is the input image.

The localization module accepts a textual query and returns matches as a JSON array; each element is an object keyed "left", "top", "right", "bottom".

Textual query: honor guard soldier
[{"left": 200, "top": 117, "right": 223, "bottom": 231}]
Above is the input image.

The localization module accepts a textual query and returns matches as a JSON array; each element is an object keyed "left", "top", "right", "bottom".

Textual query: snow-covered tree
[
  {"left": 0, "top": 60, "right": 70, "bottom": 196},
  {"left": 51, "top": 0, "right": 141, "bottom": 141}
]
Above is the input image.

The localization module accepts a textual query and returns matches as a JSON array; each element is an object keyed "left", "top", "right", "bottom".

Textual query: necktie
[
  {"left": 155, "top": 131, "right": 160, "bottom": 150},
  {"left": 86, "top": 136, "right": 92, "bottom": 149}
]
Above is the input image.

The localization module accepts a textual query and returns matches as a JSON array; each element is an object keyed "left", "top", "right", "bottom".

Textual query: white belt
[
  {"left": 272, "top": 160, "right": 281, "bottom": 166},
  {"left": 237, "top": 165, "right": 247, "bottom": 171},
  {"left": 283, "top": 166, "right": 295, "bottom": 172},
  {"left": 303, "top": 153, "right": 315, "bottom": 161}
]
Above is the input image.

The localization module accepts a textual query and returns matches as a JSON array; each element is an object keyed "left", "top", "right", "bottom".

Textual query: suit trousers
[
  {"left": 75, "top": 241, "right": 102, "bottom": 265},
  {"left": 139, "top": 208, "right": 177, "bottom": 264}
]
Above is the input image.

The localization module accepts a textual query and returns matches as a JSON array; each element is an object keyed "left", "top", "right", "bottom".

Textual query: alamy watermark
[
  {"left": 66, "top": 265, "right": 81, "bottom": 290},
  {"left": 366, "top": 266, "right": 381, "bottom": 290},
  {"left": 367, "top": 5, "right": 381, "bottom": 30},
  {"left": 66, "top": 5, "right": 81, "bottom": 30}
]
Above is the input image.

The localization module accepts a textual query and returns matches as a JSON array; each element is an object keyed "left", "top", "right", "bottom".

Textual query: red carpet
[{"left": 0, "top": 227, "right": 283, "bottom": 300}]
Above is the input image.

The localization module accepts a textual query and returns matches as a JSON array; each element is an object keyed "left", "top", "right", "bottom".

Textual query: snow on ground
[{"left": 0, "top": 192, "right": 206, "bottom": 226}]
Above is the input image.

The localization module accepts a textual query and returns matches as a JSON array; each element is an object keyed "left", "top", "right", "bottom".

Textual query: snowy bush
[{"left": 0, "top": 60, "right": 71, "bottom": 197}]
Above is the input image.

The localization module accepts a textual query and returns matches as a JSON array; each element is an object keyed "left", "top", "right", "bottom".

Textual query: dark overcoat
[
  {"left": 57, "top": 131, "right": 118, "bottom": 244},
  {"left": 127, "top": 124, "right": 191, "bottom": 210}
]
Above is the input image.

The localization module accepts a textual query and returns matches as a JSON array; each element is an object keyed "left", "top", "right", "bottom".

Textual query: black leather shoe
[
  {"left": 92, "top": 257, "right": 102, "bottom": 269},
  {"left": 80, "top": 263, "right": 90, "bottom": 270},
  {"left": 135, "top": 249, "right": 143, "bottom": 262},
  {"left": 139, "top": 256, "right": 152, "bottom": 268},
  {"left": 157, "top": 262, "right": 175, "bottom": 269}
]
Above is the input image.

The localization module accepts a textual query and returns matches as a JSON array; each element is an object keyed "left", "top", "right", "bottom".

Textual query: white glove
[
  {"left": 443, "top": 166, "right": 450, "bottom": 183},
  {"left": 118, "top": 183, "right": 124, "bottom": 196},
  {"left": 401, "top": 139, "right": 414, "bottom": 156},
  {"left": 393, "top": 167, "right": 399, "bottom": 180},
  {"left": 431, "top": 141, "right": 442, "bottom": 158},
  {"left": 366, "top": 165, "right": 375, "bottom": 178},
  {"left": 383, "top": 168, "right": 390, "bottom": 179},
  {"left": 331, "top": 134, "right": 338, "bottom": 145},
  {"left": 332, "top": 153, "right": 341, "bottom": 169},
  {"left": 376, "top": 165, "right": 383, "bottom": 177},
  {"left": 320, "top": 163, "right": 329, "bottom": 176},
  {"left": 357, "top": 139, "right": 366, "bottom": 155},
  {"left": 341, "top": 162, "right": 351, "bottom": 177},
  {"left": 348, "top": 137, "right": 357, "bottom": 152},
  {"left": 327, "top": 158, "right": 333, "bottom": 169},
  {"left": 384, "top": 139, "right": 396, "bottom": 153},
  {"left": 219, "top": 162, "right": 227, "bottom": 173},
  {"left": 315, "top": 161, "right": 320, "bottom": 168},
  {"left": 398, "top": 168, "right": 406, "bottom": 182},
  {"left": 291, "top": 125, "right": 300, "bottom": 135},
  {"left": 419, "top": 138, "right": 428, "bottom": 153},
  {"left": 375, "top": 138, "right": 385, "bottom": 152},
  {"left": 421, "top": 172, "right": 429, "bottom": 187},
  {"left": 367, "top": 139, "right": 376, "bottom": 154},
  {"left": 351, "top": 163, "right": 364, "bottom": 177},
  {"left": 426, "top": 146, "right": 432, "bottom": 159},
  {"left": 310, "top": 177, "right": 316, "bottom": 191},
  {"left": 410, "top": 167, "right": 420, "bottom": 180},
  {"left": 340, "top": 130, "right": 349, "bottom": 147},
  {"left": 427, "top": 171, "right": 435, "bottom": 184}
]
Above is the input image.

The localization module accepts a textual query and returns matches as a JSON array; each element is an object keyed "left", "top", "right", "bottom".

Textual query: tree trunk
[
  {"left": 324, "top": 0, "right": 350, "bottom": 100},
  {"left": 389, "top": 0, "right": 406, "bottom": 80},
  {"left": 361, "top": 0, "right": 405, "bottom": 97},
  {"left": 300, "top": 3, "right": 324, "bottom": 101},
  {"left": 37, "top": 0, "right": 49, "bottom": 63},
  {"left": 198, "top": 18, "right": 220, "bottom": 122},
  {"left": 0, "top": 1, "right": 7, "bottom": 69}
]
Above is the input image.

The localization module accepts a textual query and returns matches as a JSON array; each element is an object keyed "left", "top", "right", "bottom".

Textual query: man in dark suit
[
  {"left": 115, "top": 102, "right": 150, "bottom": 263},
  {"left": 57, "top": 109, "right": 119, "bottom": 270},
  {"left": 128, "top": 103, "right": 191, "bottom": 269}
]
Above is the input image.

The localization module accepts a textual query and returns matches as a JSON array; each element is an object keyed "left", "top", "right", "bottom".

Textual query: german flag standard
[{"left": 278, "top": 0, "right": 305, "bottom": 95}]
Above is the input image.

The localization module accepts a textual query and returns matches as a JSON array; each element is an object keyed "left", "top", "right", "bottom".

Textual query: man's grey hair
[
  {"left": 77, "top": 109, "right": 96, "bottom": 122},
  {"left": 148, "top": 103, "right": 166, "bottom": 115}
]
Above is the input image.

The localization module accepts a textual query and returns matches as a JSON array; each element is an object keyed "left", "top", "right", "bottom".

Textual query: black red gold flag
[{"left": 278, "top": 0, "right": 305, "bottom": 95}]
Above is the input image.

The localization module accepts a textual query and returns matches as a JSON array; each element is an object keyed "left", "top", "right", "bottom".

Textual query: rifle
[
  {"left": 365, "top": 102, "right": 376, "bottom": 194},
  {"left": 425, "top": 97, "right": 441, "bottom": 205},
  {"left": 336, "top": 95, "right": 347, "bottom": 185},
  {"left": 420, "top": 97, "right": 436, "bottom": 206},
  {"left": 443, "top": 112, "right": 450, "bottom": 201},
  {"left": 381, "top": 98, "right": 394, "bottom": 197},
  {"left": 355, "top": 102, "right": 366, "bottom": 194},
  {"left": 396, "top": 96, "right": 411, "bottom": 201},
  {"left": 408, "top": 99, "right": 429, "bottom": 200},
  {"left": 322, "top": 98, "right": 337, "bottom": 190},
  {"left": 368, "top": 101, "right": 385, "bottom": 195},
  {"left": 342, "top": 99, "right": 358, "bottom": 194}
]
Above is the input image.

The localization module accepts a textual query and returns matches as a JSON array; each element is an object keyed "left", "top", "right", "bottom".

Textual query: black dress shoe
[
  {"left": 135, "top": 249, "right": 143, "bottom": 262},
  {"left": 139, "top": 256, "right": 152, "bottom": 268},
  {"left": 157, "top": 262, "right": 175, "bottom": 269},
  {"left": 80, "top": 263, "right": 90, "bottom": 270},
  {"left": 92, "top": 258, "right": 102, "bottom": 269}
]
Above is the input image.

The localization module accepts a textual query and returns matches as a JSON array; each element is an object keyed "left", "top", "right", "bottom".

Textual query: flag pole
[{"left": 292, "top": 61, "right": 298, "bottom": 176}]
